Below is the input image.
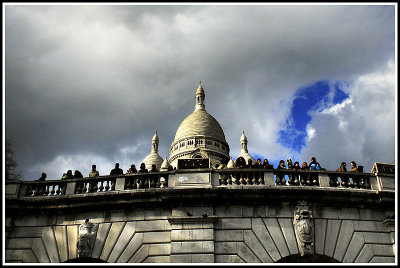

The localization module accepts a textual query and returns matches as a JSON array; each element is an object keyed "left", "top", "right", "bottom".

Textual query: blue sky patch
[{"left": 277, "top": 80, "right": 350, "bottom": 154}]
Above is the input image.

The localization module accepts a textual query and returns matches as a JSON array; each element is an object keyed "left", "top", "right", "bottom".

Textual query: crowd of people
[
  {"left": 36, "top": 157, "right": 363, "bottom": 181},
  {"left": 228, "top": 156, "right": 362, "bottom": 173}
]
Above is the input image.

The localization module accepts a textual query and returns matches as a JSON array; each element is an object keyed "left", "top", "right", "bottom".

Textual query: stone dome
[
  {"left": 169, "top": 83, "right": 230, "bottom": 168},
  {"left": 173, "top": 109, "right": 227, "bottom": 144}
]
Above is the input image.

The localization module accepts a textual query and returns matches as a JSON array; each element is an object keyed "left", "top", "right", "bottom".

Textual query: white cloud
[{"left": 299, "top": 59, "right": 396, "bottom": 171}]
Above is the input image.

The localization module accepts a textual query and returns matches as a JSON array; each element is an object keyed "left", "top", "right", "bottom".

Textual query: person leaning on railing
[
  {"left": 300, "top": 162, "right": 309, "bottom": 185},
  {"left": 276, "top": 160, "right": 286, "bottom": 185},
  {"left": 263, "top": 159, "right": 274, "bottom": 169}
]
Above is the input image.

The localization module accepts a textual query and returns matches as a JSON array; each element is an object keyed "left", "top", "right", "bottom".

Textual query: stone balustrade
[
  {"left": 5, "top": 168, "right": 393, "bottom": 199},
  {"left": 217, "top": 169, "right": 374, "bottom": 190}
]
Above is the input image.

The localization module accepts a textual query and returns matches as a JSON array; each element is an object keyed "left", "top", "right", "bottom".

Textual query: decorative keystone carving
[
  {"left": 293, "top": 201, "right": 314, "bottom": 256},
  {"left": 77, "top": 219, "right": 97, "bottom": 258}
]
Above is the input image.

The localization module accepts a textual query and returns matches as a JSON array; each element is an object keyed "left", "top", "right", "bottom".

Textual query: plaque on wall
[{"left": 178, "top": 158, "right": 210, "bottom": 169}]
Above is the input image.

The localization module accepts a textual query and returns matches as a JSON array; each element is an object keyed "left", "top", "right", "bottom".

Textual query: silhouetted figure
[
  {"left": 291, "top": 161, "right": 301, "bottom": 185},
  {"left": 150, "top": 164, "right": 157, "bottom": 172},
  {"left": 37, "top": 173, "right": 47, "bottom": 181},
  {"left": 254, "top": 158, "right": 262, "bottom": 168},
  {"left": 139, "top": 163, "right": 148, "bottom": 173},
  {"left": 309, "top": 157, "right": 321, "bottom": 171},
  {"left": 246, "top": 159, "right": 253, "bottom": 168},
  {"left": 276, "top": 160, "right": 286, "bottom": 185},
  {"left": 349, "top": 161, "right": 358, "bottom": 172},
  {"left": 300, "top": 162, "right": 309, "bottom": 185},
  {"left": 286, "top": 159, "right": 293, "bottom": 169},
  {"left": 89, "top": 165, "right": 99, "bottom": 178},
  {"left": 131, "top": 165, "right": 138, "bottom": 173},
  {"left": 235, "top": 156, "right": 246, "bottom": 168},
  {"left": 62, "top": 170, "right": 74, "bottom": 180},
  {"left": 263, "top": 159, "right": 274, "bottom": 169},
  {"left": 337, "top": 162, "right": 347, "bottom": 172},
  {"left": 110, "top": 163, "right": 123, "bottom": 175},
  {"left": 74, "top": 170, "right": 83, "bottom": 178},
  {"left": 309, "top": 157, "right": 320, "bottom": 186}
]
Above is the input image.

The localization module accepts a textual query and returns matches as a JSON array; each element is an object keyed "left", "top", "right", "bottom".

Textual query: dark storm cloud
[{"left": 4, "top": 4, "right": 395, "bottom": 180}]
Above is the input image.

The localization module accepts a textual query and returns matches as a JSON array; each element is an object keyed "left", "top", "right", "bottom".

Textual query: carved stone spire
[
  {"left": 151, "top": 130, "right": 159, "bottom": 153},
  {"left": 240, "top": 130, "right": 248, "bottom": 154},
  {"left": 195, "top": 81, "right": 205, "bottom": 111}
]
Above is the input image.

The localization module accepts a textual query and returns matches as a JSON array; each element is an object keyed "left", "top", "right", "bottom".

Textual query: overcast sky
[{"left": 3, "top": 3, "right": 397, "bottom": 181}]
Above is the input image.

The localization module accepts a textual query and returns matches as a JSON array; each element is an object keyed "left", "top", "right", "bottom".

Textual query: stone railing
[
  {"left": 23, "top": 180, "right": 68, "bottom": 197},
  {"left": 216, "top": 168, "right": 378, "bottom": 190},
  {"left": 15, "top": 172, "right": 169, "bottom": 198},
  {"left": 5, "top": 167, "right": 394, "bottom": 199}
]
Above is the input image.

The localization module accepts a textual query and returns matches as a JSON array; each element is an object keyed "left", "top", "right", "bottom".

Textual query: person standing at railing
[
  {"left": 300, "top": 162, "right": 309, "bottom": 185},
  {"left": 234, "top": 156, "right": 246, "bottom": 168},
  {"left": 336, "top": 162, "right": 349, "bottom": 187},
  {"left": 150, "top": 164, "right": 158, "bottom": 172},
  {"left": 309, "top": 157, "right": 321, "bottom": 186},
  {"left": 263, "top": 159, "right": 274, "bottom": 169},
  {"left": 62, "top": 170, "right": 74, "bottom": 180},
  {"left": 337, "top": 162, "right": 347, "bottom": 172},
  {"left": 276, "top": 160, "right": 286, "bottom": 185},
  {"left": 89, "top": 165, "right": 100, "bottom": 178},
  {"left": 74, "top": 170, "right": 83, "bottom": 178},
  {"left": 126, "top": 164, "right": 137, "bottom": 174},
  {"left": 349, "top": 161, "right": 359, "bottom": 172},
  {"left": 254, "top": 158, "right": 262, "bottom": 168},
  {"left": 139, "top": 163, "right": 148, "bottom": 173},
  {"left": 37, "top": 173, "right": 47, "bottom": 181},
  {"left": 110, "top": 163, "right": 123, "bottom": 175},
  {"left": 292, "top": 162, "right": 301, "bottom": 185}
]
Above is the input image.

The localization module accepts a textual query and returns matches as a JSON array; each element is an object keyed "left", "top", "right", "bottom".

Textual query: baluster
[
  {"left": 160, "top": 177, "right": 166, "bottom": 188},
  {"left": 313, "top": 174, "right": 319, "bottom": 186},
  {"left": 105, "top": 180, "right": 110, "bottom": 191},
  {"left": 138, "top": 177, "right": 144, "bottom": 189},
  {"left": 44, "top": 185, "right": 50, "bottom": 196},
  {"left": 300, "top": 172, "right": 307, "bottom": 186},
  {"left": 76, "top": 182, "right": 82, "bottom": 194},
  {"left": 306, "top": 172, "right": 312, "bottom": 186},
  {"left": 150, "top": 177, "right": 156, "bottom": 188},
  {"left": 353, "top": 176, "right": 360, "bottom": 188},
  {"left": 341, "top": 175, "right": 349, "bottom": 187},
  {"left": 82, "top": 182, "right": 88, "bottom": 193},
  {"left": 126, "top": 177, "right": 132, "bottom": 189},
  {"left": 231, "top": 173, "right": 237, "bottom": 185},
  {"left": 258, "top": 173, "right": 264, "bottom": 185},
  {"left": 61, "top": 183, "right": 67, "bottom": 195},
  {"left": 56, "top": 184, "right": 61, "bottom": 195},
  {"left": 288, "top": 173, "right": 294, "bottom": 185},
  {"left": 50, "top": 184, "right": 55, "bottom": 195},
  {"left": 27, "top": 185, "right": 33, "bottom": 196},
  {"left": 227, "top": 174, "right": 232, "bottom": 185},
  {"left": 87, "top": 181, "right": 94, "bottom": 193},
  {"left": 39, "top": 185, "right": 45, "bottom": 196},
  {"left": 252, "top": 172, "right": 258, "bottom": 185},
  {"left": 239, "top": 173, "right": 245, "bottom": 185},
  {"left": 99, "top": 180, "right": 104, "bottom": 192},
  {"left": 93, "top": 180, "right": 99, "bottom": 192},
  {"left": 111, "top": 179, "right": 116, "bottom": 191},
  {"left": 132, "top": 178, "right": 137, "bottom": 189}
]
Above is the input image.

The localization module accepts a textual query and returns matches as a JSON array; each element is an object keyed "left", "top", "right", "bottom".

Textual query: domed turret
[
  {"left": 160, "top": 157, "right": 169, "bottom": 171},
  {"left": 169, "top": 82, "right": 230, "bottom": 168},
  {"left": 142, "top": 130, "right": 163, "bottom": 171},
  {"left": 227, "top": 156, "right": 235, "bottom": 168},
  {"left": 237, "top": 130, "right": 256, "bottom": 163}
]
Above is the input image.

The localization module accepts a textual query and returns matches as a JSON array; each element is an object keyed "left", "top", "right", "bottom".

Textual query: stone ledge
[{"left": 168, "top": 216, "right": 218, "bottom": 225}]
